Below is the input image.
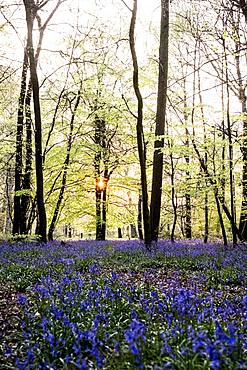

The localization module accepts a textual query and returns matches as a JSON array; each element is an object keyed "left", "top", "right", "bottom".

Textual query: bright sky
[
  {"left": 0, "top": 0, "right": 241, "bottom": 114},
  {"left": 0, "top": 0, "right": 161, "bottom": 69}
]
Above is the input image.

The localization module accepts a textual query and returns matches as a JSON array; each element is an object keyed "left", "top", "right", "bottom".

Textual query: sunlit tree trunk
[
  {"left": 95, "top": 116, "right": 103, "bottom": 240},
  {"left": 94, "top": 116, "right": 110, "bottom": 241}
]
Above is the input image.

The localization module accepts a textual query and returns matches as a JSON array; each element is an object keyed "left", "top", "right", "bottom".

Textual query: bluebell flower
[
  {"left": 80, "top": 359, "right": 87, "bottom": 370},
  {"left": 151, "top": 290, "right": 158, "bottom": 299},
  {"left": 111, "top": 271, "right": 117, "bottom": 280},
  {"left": 18, "top": 294, "right": 28, "bottom": 305},
  {"left": 43, "top": 331, "right": 55, "bottom": 346},
  {"left": 130, "top": 343, "right": 140, "bottom": 354},
  {"left": 89, "top": 262, "right": 98, "bottom": 274},
  {"left": 4, "top": 346, "right": 12, "bottom": 358}
]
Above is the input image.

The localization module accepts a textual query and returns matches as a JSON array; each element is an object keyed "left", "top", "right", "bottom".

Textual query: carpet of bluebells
[{"left": 0, "top": 239, "right": 246, "bottom": 369}]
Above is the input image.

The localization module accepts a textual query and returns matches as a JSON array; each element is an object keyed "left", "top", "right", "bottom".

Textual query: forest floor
[{"left": 0, "top": 239, "right": 246, "bottom": 369}]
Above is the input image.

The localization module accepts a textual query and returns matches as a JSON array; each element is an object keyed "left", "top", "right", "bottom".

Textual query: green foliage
[
  {"left": 8, "top": 234, "right": 41, "bottom": 243},
  {"left": 14, "top": 189, "right": 33, "bottom": 197}
]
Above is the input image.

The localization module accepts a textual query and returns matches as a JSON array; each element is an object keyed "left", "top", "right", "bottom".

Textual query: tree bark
[
  {"left": 20, "top": 81, "right": 32, "bottom": 234},
  {"left": 184, "top": 128, "right": 192, "bottom": 238},
  {"left": 13, "top": 47, "right": 28, "bottom": 235},
  {"left": 239, "top": 0, "right": 247, "bottom": 22},
  {"left": 129, "top": 0, "right": 151, "bottom": 247},
  {"left": 234, "top": 23, "right": 247, "bottom": 239},
  {"left": 94, "top": 116, "right": 104, "bottom": 240},
  {"left": 137, "top": 188, "right": 143, "bottom": 240},
  {"left": 223, "top": 35, "right": 237, "bottom": 244},
  {"left": 169, "top": 139, "right": 177, "bottom": 243},
  {"left": 198, "top": 73, "right": 209, "bottom": 243},
  {"left": 23, "top": 0, "right": 47, "bottom": 242},
  {"left": 150, "top": 0, "right": 169, "bottom": 241}
]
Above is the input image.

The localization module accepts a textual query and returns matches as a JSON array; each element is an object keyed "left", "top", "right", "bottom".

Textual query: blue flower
[{"left": 18, "top": 294, "right": 27, "bottom": 305}]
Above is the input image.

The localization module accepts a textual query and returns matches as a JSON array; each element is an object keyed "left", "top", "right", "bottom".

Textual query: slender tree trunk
[
  {"left": 21, "top": 16, "right": 44, "bottom": 234},
  {"left": 198, "top": 68, "right": 209, "bottom": 243},
  {"left": 13, "top": 47, "right": 28, "bottom": 235},
  {"left": 192, "top": 133, "right": 241, "bottom": 245},
  {"left": 223, "top": 33, "right": 237, "bottom": 244},
  {"left": 215, "top": 189, "right": 228, "bottom": 246},
  {"left": 27, "top": 197, "right": 37, "bottom": 233},
  {"left": 190, "top": 38, "right": 228, "bottom": 244},
  {"left": 5, "top": 164, "right": 14, "bottom": 234},
  {"left": 95, "top": 180, "right": 102, "bottom": 240},
  {"left": 204, "top": 190, "right": 209, "bottom": 243},
  {"left": 137, "top": 188, "right": 143, "bottom": 240},
  {"left": 239, "top": 100, "right": 247, "bottom": 239},
  {"left": 150, "top": 0, "right": 169, "bottom": 241},
  {"left": 181, "top": 76, "right": 192, "bottom": 239},
  {"left": 118, "top": 227, "right": 122, "bottom": 238},
  {"left": 170, "top": 145, "right": 177, "bottom": 243},
  {"left": 234, "top": 23, "right": 247, "bottom": 239},
  {"left": 129, "top": 0, "right": 151, "bottom": 247},
  {"left": 101, "top": 120, "right": 109, "bottom": 241},
  {"left": 48, "top": 85, "right": 81, "bottom": 240},
  {"left": 95, "top": 116, "right": 103, "bottom": 240},
  {"left": 203, "top": 132, "right": 209, "bottom": 244},
  {"left": 24, "top": 0, "right": 47, "bottom": 242},
  {"left": 94, "top": 116, "right": 109, "bottom": 241},
  {"left": 219, "top": 64, "right": 227, "bottom": 210},
  {"left": 20, "top": 82, "right": 32, "bottom": 234},
  {"left": 184, "top": 127, "right": 192, "bottom": 239},
  {"left": 101, "top": 182, "right": 107, "bottom": 241}
]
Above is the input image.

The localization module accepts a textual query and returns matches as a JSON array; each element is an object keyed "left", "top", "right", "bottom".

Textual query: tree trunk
[
  {"left": 13, "top": 47, "right": 28, "bottom": 235},
  {"left": 118, "top": 227, "right": 122, "bottom": 238},
  {"left": 48, "top": 85, "right": 81, "bottom": 240},
  {"left": 94, "top": 116, "right": 103, "bottom": 240},
  {"left": 239, "top": 0, "right": 247, "bottom": 22},
  {"left": 95, "top": 180, "right": 102, "bottom": 240},
  {"left": 221, "top": 29, "right": 237, "bottom": 244},
  {"left": 101, "top": 182, "right": 108, "bottom": 241},
  {"left": 168, "top": 138, "right": 177, "bottom": 242},
  {"left": 20, "top": 82, "right": 32, "bottom": 234},
  {"left": 215, "top": 189, "right": 228, "bottom": 246},
  {"left": 150, "top": 0, "right": 169, "bottom": 241},
  {"left": 137, "top": 188, "right": 143, "bottom": 240},
  {"left": 23, "top": 0, "right": 47, "bottom": 242},
  {"left": 191, "top": 135, "right": 242, "bottom": 244},
  {"left": 129, "top": 0, "right": 151, "bottom": 248},
  {"left": 198, "top": 70, "right": 209, "bottom": 243},
  {"left": 5, "top": 164, "right": 14, "bottom": 234},
  {"left": 235, "top": 39, "right": 247, "bottom": 239},
  {"left": 184, "top": 128, "right": 192, "bottom": 239},
  {"left": 182, "top": 76, "right": 192, "bottom": 239}
]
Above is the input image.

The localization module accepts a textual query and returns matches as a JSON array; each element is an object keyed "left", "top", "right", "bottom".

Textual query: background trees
[{"left": 0, "top": 0, "right": 246, "bottom": 243}]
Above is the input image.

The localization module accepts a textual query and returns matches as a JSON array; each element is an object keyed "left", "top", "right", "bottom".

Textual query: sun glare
[{"left": 98, "top": 179, "right": 105, "bottom": 190}]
